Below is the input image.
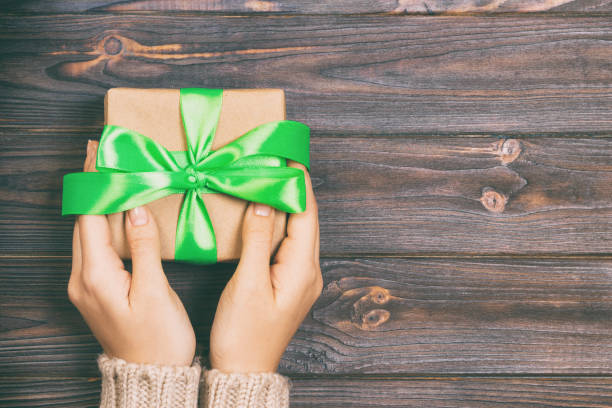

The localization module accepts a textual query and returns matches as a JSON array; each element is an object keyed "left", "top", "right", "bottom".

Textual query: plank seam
[
  {"left": 3, "top": 254, "right": 612, "bottom": 260},
  {"left": 2, "top": 11, "right": 612, "bottom": 18}
]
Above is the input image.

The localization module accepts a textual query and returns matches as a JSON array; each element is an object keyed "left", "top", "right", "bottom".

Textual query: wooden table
[{"left": 1, "top": 1, "right": 612, "bottom": 406}]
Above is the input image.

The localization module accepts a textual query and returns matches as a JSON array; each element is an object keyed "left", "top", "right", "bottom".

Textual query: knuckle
[
  {"left": 308, "top": 202, "right": 319, "bottom": 223},
  {"left": 303, "top": 168, "right": 313, "bottom": 183},
  {"left": 310, "top": 193, "right": 318, "bottom": 209},
  {"left": 311, "top": 259, "right": 323, "bottom": 285},
  {"left": 235, "top": 273, "right": 265, "bottom": 294},
  {"left": 67, "top": 278, "right": 81, "bottom": 304},
  {"left": 131, "top": 286, "right": 168, "bottom": 308},
  {"left": 129, "top": 229, "right": 156, "bottom": 245},
  {"left": 305, "top": 174, "right": 317, "bottom": 196},
  {"left": 300, "top": 263, "right": 323, "bottom": 299},
  {"left": 312, "top": 272, "right": 324, "bottom": 298},
  {"left": 238, "top": 281, "right": 260, "bottom": 296},
  {"left": 128, "top": 234, "right": 155, "bottom": 255},
  {"left": 244, "top": 226, "right": 271, "bottom": 245},
  {"left": 315, "top": 272, "right": 324, "bottom": 290},
  {"left": 80, "top": 268, "right": 103, "bottom": 293}
]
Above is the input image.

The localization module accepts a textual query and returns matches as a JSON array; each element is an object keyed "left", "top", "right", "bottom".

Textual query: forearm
[{"left": 98, "top": 354, "right": 201, "bottom": 408}]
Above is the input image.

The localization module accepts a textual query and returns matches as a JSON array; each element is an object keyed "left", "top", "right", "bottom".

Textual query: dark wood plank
[
  {"left": 2, "top": 135, "right": 612, "bottom": 256},
  {"left": 0, "top": 260, "right": 233, "bottom": 377},
  {"left": 1, "top": 15, "right": 612, "bottom": 135},
  {"left": 0, "top": 377, "right": 99, "bottom": 408},
  {"left": 2, "top": 0, "right": 611, "bottom": 14},
  {"left": 290, "top": 377, "right": 612, "bottom": 407},
  {"left": 2, "top": 376, "right": 612, "bottom": 407},
  {"left": 2, "top": 257, "right": 612, "bottom": 376}
]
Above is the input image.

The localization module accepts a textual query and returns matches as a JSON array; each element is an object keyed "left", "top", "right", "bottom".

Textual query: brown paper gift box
[{"left": 99, "top": 88, "right": 289, "bottom": 262}]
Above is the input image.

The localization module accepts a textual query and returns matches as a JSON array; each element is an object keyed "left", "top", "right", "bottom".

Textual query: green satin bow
[{"left": 62, "top": 88, "right": 310, "bottom": 264}]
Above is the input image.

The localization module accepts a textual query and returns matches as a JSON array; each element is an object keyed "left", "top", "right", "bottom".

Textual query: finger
[
  {"left": 78, "top": 140, "right": 119, "bottom": 269},
  {"left": 76, "top": 140, "right": 125, "bottom": 303},
  {"left": 83, "top": 139, "right": 98, "bottom": 172},
  {"left": 125, "top": 205, "right": 166, "bottom": 294},
  {"left": 314, "top": 219, "right": 320, "bottom": 269},
  {"left": 71, "top": 220, "right": 82, "bottom": 278},
  {"left": 236, "top": 201, "right": 276, "bottom": 281},
  {"left": 284, "top": 161, "right": 319, "bottom": 259},
  {"left": 68, "top": 220, "right": 83, "bottom": 304},
  {"left": 314, "top": 221, "right": 322, "bottom": 289},
  {"left": 69, "top": 139, "right": 93, "bottom": 282}
]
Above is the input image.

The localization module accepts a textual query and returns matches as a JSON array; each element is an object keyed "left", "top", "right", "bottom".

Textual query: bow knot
[
  {"left": 184, "top": 165, "right": 207, "bottom": 190},
  {"left": 62, "top": 88, "right": 310, "bottom": 264}
]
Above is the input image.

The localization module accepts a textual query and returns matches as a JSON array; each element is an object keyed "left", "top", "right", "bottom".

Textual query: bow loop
[
  {"left": 181, "top": 88, "right": 223, "bottom": 163},
  {"left": 96, "top": 125, "right": 182, "bottom": 173},
  {"left": 198, "top": 120, "right": 310, "bottom": 171}
]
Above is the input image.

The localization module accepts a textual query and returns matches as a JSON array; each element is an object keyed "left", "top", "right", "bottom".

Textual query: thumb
[
  {"left": 237, "top": 202, "right": 276, "bottom": 276},
  {"left": 125, "top": 205, "right": 166, "bottom": 291}
]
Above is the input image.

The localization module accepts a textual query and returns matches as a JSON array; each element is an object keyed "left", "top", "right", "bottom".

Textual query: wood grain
[
  {"left": 2, "top": 0, "right": 611, "bottom": 14},
  {"left": 2, "top": 376, "right": 612, "bottom": 407},
  {"left": 290, "top": 377, "right": 612, "bottom": 407},
  {"left": 2, "top": 7, "right": 612, "bottom": 405},
  {"left": 2, "top": 257, "right": 612, "bottom": 376},
  {"left": 0, "top": 377, "right": 99, "bottom": 408},
  {"left": 2, "top": 135, "right": 612, "bottom": 256},
  {"left": 1, "top": 15, "right": 612, "bottom": 135}
]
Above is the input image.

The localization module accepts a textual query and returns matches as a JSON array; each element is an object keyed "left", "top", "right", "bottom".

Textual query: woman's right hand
[
  {"left": 68, "top": 141, "right": 196, "bottom": 367},
  {"left": 209, "top": 161, "right": 322, "bottom": 373}
]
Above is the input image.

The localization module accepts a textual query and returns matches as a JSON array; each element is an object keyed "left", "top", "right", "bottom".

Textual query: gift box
[{"left": 62, "top": 88, "right": 310, "bottom": 264}]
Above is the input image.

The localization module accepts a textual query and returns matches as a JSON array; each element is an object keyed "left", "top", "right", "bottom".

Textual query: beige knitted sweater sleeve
[{"left": 98, "top": 354, "right": 290, "bottom": 408}]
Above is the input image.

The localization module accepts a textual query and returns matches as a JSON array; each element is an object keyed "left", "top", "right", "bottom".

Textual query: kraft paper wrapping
[{"left": 97, "top": 88, "right": 288, "bottom": 262}]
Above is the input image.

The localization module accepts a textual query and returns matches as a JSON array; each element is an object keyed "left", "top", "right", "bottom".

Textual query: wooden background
[{"left": 1, "top": 0, "right": 612, "bottom": 406}]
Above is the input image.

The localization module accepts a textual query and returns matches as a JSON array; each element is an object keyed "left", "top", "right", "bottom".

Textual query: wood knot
[
  {"left": 480, "top": 187, "right": 507, "bottom": 213},
  {"left": 370, "top": 287, "right": 390, "bottom": 304},
  {"left": 499, "top": 139, "right": 521, "bottom": 164},
  {"left": 349, "top": 286, "right": 392, "bottom": 330},
  {"left": 104, "top": 37, "right": 122, "bottom": 55},
  {"left": 361, "top": 309, "right": 390, "bottom": 330}
]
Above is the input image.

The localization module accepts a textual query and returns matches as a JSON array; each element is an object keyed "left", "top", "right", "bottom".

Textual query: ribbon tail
[
  {"left": 62, "top": 171, "right": 182, "bottom": 215},
  {"left": 180, "top": 88, "right": 223, "bottom": 163},
  {"left": 174, "top": 189, "right": 217, "bottom": 264}
]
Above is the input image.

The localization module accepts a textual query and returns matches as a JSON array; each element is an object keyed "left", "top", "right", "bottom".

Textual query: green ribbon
[{"left": 62, "top": 88, "right": 310, "bottom": 264}]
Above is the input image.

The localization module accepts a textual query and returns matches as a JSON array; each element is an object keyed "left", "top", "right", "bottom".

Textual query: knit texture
[
  {"left": 98, "top": 354, "right": 201, "bottom": 408},
  {"left": 201, "top": 369, "right": 290, "bottom": 408}
]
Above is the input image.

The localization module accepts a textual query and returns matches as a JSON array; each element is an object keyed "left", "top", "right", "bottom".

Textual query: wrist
[
  {"left": 209, "top": 361, "right": 280, "bottom": 374},
  {"left": 209, "top": 350, "right": 281, "bottom": 374}
]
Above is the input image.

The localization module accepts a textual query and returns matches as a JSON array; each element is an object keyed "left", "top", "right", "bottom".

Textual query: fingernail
[
  {"left": 254, "top": 203, "right": 271, "bottom": 217},
  {"left": 86, "top": 140, "right": 93, "bottom": 156},
  {"left": 88, "top": 139, "right": 97, "bottom": 152},
  {"left": 128, "top": 206, "right": 148, "bottom": 226}
]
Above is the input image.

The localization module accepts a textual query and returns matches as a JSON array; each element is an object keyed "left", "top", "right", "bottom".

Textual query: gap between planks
[
  {"left": 3, "top": 254, "right": 612, "bottom": 260},
  {"left": 4, "top": 374, "right": 612, "bottom": 380},
  {"left": 3, "top": 127, "right": 612, "bottom": 139},
  {"left": 2, "top": 11, "right": 612, "bottom": 17}
]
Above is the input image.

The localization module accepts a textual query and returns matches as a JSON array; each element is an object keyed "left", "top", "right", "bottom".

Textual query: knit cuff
[
  {"left": 98, "top": 353, "right": 201, "bottom": 408},
  {"left": 201, "top": 368, "right": 290, "bottom": 408}
]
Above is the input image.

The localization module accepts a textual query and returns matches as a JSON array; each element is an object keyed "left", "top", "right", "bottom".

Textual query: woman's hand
[
  {"left": 67, "top": 141, "right": 196, "bottom": 366},
  {"left": 209, "top": 162, "right": 322, "bottom": 373}
]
